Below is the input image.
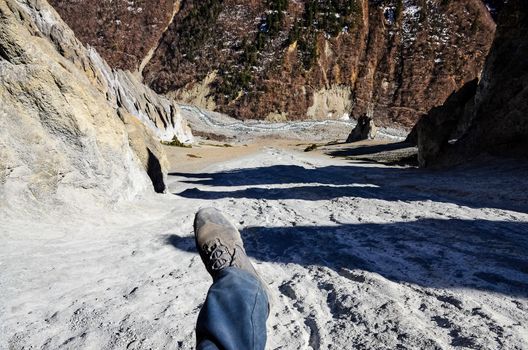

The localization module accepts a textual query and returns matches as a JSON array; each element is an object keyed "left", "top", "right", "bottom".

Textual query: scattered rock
[
  {"left": 304, "top": 144, "right": 319, "bottom": 152},
  {"left": 161, "top": 137, "right": 192, "bottom": 148},
  {"left": 346, "top": 115, "right": 378, "bottom": 143},
  {"left": 187, "top": 154, "right": 202, "bottom": 159}
]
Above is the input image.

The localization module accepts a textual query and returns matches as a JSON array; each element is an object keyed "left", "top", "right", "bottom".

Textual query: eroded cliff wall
[
  {"left": 143, "top": 0, "right": 496, "bottom": 127},
  {"left": 448, "top": 0, "right": 528, "bottom": 161},
  {"left": 410, "top": 0, "right": 527, "bottom": 166},
  {"left": 0, "top": 0, "right": 191, "bottom": 216}
]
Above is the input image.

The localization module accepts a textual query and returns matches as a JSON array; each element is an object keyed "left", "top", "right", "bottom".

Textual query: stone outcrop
[
  {"left": 19, "top": 0, "right": 193, "bottom": 145},
  {"left": 119, "top": 109, "right": 170, "bottom": 194},
  {"left": 411, "top": 0, "right": 527, "bottom": 167},
  {"left": 346, "top": 115, "right": 378, "bottom": 143},
  {"left": 0, "top": 0, "right": 190, "bottom": 215},
  {"left": 407, "top": 79, "right": 478, "bottom": 166},
  {"left": 92, "top": 53, "right": 193, "bottom": 143}
]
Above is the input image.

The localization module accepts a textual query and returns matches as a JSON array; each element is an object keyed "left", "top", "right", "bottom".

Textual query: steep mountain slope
[
  {"left": 454, "top": 0, "right": 528, "bottom": 157},
  {"left": 0, "top": 0, "right": 191, "bottom": 217},
  {"left": 145, "top": 0, "right": 495, "bottom": 127},
  {"left": 50, "top": 0, "right": 495, "bottom": 127},
  {"left": 47, "top": 0, "right": 179, "bottom": 72}
]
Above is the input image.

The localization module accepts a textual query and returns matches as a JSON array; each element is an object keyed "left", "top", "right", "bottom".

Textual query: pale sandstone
[{"left": 0, "top": 0, "right": 191, "bottom": 217}]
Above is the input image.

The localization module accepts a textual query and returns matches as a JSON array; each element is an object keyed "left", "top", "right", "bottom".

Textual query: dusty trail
[{"left": 1, "top": 145, "right": 528, "bottom": 349}]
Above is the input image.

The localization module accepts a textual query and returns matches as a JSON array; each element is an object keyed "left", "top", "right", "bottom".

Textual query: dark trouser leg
[{"left": 196, "top": 267, "right": 269, "bottom": 350}]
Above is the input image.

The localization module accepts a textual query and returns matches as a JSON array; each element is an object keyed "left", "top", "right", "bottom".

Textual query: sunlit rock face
[
  {"left": 145, "top": 0, "right": 496, "bottom": 128},
  {"left": 0, "top": 0, "right": 192, "bottom": 215}
]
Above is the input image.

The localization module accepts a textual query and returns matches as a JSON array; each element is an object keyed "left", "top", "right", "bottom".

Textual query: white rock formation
[
  {"left": 88, "top": 49, "right": 193, "bottom": 143},
  {"left": 0, "top": 0, "right": 191, "bottom": 216},
  {"left": 13, "top": 0, "right": 193, "bottom": 144}
]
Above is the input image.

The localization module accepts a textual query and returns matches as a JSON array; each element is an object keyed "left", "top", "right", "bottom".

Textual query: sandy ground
[
  {"left": 163, "top": 138, "right": 309, "bottom": 173},
  {"left": 1, "top": 140, "right": 528, "bottom": 349},
  {"left": 163, "top": 137, "right": 411, "bottom": 173}
]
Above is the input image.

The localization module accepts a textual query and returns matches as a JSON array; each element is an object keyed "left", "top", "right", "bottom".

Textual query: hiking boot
[{"left": 194, "top": 207, "right": 260, "bottom": 280}]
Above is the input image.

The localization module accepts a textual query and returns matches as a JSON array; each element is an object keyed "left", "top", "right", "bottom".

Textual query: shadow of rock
[
  {"left": 326, "top": 142, "right": 414, "bottom": 158},
  {"left": 147, "top": 149, "right": 166, "bottom": 193},
  {"left": 171, "top": 163, "right": 528, "bottom": 213},
  {"left": 166, "top": 219, "right": 528, "bottom": 297},
  {"left": 325, "top": 141, "right": 418, "bottom": 165}
]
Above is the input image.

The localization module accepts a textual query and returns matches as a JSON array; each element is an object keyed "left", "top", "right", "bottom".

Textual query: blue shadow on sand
[
  {"left": 166, "top": 218, "right": 528, "bottom": 298},
  {"left": 171, "top": 164, "right": 528, "bottom": 213}
]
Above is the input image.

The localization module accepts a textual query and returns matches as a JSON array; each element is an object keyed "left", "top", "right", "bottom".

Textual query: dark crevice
[
  {"left": 0, "top": 44, "right": 13, "bottom": 63},
  {"left": 147, "top": 148, "right": 166, "bottom": 193}
]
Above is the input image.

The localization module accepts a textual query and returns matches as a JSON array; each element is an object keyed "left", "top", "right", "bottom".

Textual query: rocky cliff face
[
  {"left": 448, "top": 0, "right": 528, "bottom": 161},
  {"left": 145, "top": 0, "right": 496, "bottom": 127},
  {"left": 49, "top": 0, "right": 495, "bottom": 128},
  {"left": 0, "top": 0, "right": 191, "bottom": 215},
  {"left": 49, "top": 1, "right": 497, "bottom": 127},
  {"left": 91, "top": 51, "right": 193, "bottom": 143},
  {"left": 410, "top": 0, "right": 527, "bottom": 166},
  {"left": 42, "top": 0, "right": 193, "bottom": 143}
]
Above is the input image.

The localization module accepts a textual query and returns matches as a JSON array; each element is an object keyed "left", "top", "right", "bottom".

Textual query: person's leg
[
  {"left": 196, "top": 267, "right": 269, "bottom": 350},
  {"left": 193, "top": 208, "right": 270, "bottom": 350}
]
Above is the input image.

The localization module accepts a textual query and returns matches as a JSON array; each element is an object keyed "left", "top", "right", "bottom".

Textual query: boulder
[
  {"left": 119, "top": 109, "right": 169, "bottom": 194},
  {"left": 346, "top": 115, "right": 378, "bottom": 143},
  {"left": 409, "top": 79, "right": 478, "bottom": 167}
]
